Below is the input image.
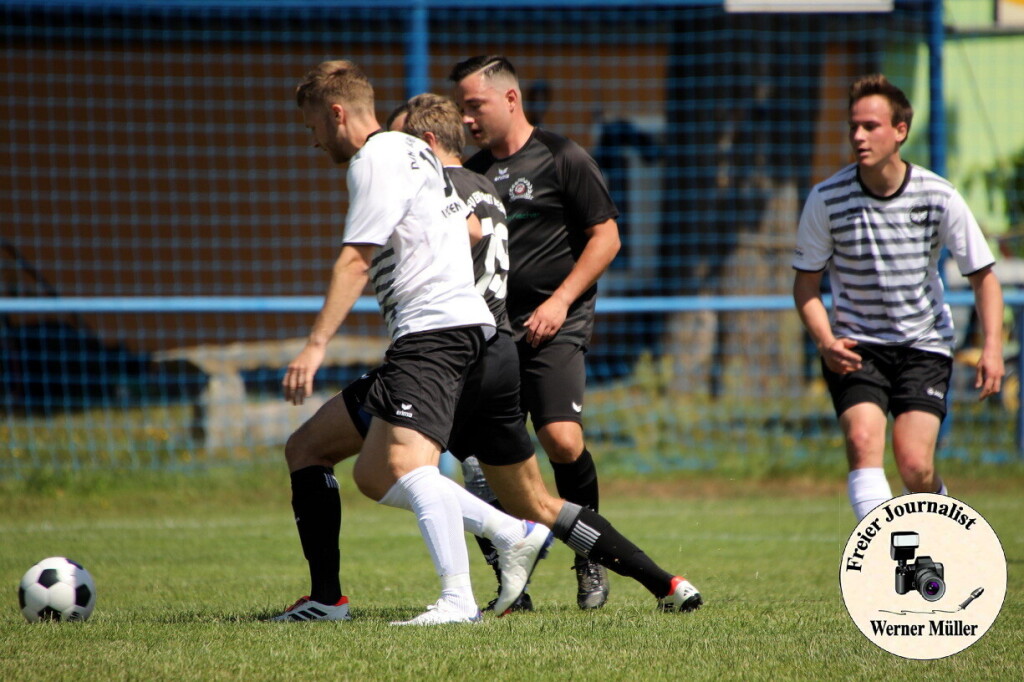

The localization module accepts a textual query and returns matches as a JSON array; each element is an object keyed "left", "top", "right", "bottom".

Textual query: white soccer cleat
[
  {"left": 658, "top": 576, "right": 703, "bottom": 613},
  {"left": 389, "top": 600, "right": 483, "bottom": 626},
  {"left": 492, "top": 520, "right": 554, "bottom": 616},
  {"left": 270, "top": 595, "right": 352, "bottom": 622}
]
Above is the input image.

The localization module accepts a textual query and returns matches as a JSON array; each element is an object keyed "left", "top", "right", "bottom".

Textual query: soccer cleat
[
  {"left": 389, "top": 600, "right": 483, "bottom": 626},
  {"left": 658, "top": 576, "right": 703, "bottom": 613},
  {"left": 574, "top": 558, "right": 610, "bottom": 610},
  {"left": 492, "top": 520, "right": 554, "bottom": 616},
  {"left": 270, "top": 595, "right": 352, "bottom": 622},
  {"left": 482, "top": 589, "right": 534, "bottom": 614}
]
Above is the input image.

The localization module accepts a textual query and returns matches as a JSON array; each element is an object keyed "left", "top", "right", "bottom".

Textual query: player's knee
[
  {"left": 538, "top": 428, "right": 584, "bottom": 463},
  {"left": 843, "top": 425, "right": 880, "bottom": 460},
  {"left": 895, "top": 453, "right": 934, "bottom": 486},
  {"left": 284, "top": 430, "right": 323, "bottom": 470}
]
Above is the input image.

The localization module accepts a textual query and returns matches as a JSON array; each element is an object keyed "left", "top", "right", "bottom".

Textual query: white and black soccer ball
[{"left": 18, "top": 557, "right": 96, "bottom": 623}]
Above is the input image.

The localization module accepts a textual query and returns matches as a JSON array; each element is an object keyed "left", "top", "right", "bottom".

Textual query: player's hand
[
  {"left": 523, "top": 297, "right": 569, "bottom": 348},
  {"left": 821, "top": 337, "right": 862, "bottom": 374},
  {"left": 283, "top": 343, "right": 326, "bottom": 405},
  {"left": 974, "top": 346, "right": 1004, "bottom": 400}
]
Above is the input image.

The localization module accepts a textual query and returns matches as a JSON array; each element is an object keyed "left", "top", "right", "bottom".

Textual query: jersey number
[{"left": 477, "top": 216, "right": 509, "bottom": 299}]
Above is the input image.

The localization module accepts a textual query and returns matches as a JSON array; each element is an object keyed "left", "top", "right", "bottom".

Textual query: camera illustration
[{"left": 891, "top": 531, "right": 946, "bottom": 601}]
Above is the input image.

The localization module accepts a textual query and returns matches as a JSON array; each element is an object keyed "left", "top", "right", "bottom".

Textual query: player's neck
[
  {"left": 437, "top": 150, "right": 462, "bottom": 167},
  {"left": 492, "top": 121, "right": 534, "bottom": 160},
  {"left": 858, "top": 156, "right": 907, "bottom": 198}
]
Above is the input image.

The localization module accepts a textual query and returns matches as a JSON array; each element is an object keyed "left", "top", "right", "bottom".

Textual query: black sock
[
  {"left": 290, "top": 466, "right": 342, "bottom": 604},
  {"left": 552, "top": 502, "right": 675, "bottom": 598},
  {"left": 551, "top": 447, "right": 600, "bottom": 513}
]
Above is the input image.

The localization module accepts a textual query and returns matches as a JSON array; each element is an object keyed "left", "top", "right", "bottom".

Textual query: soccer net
[{"left": 2, "top": 1, "right": 1021, "bottom": 476}]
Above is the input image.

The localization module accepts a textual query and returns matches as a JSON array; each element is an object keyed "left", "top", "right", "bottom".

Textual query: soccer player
[
  {"left": 792, "top": 74, "right": 1004, "bottom": 521},
  {"left": 390, "top": 93, "right": 702, "bottom": 614},
  {"left": 277, "top": 60, "right": 552, "bottom": 626},
  {"left": 451, "top": 55, "right": 621, "bottom": 609}
]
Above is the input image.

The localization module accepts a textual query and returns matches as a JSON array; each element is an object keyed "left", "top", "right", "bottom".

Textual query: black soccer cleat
[{"left": 574, "top": 558, "right": 610, "bottom": 610}]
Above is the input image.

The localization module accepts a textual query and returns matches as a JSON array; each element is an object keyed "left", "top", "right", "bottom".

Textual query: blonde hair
[
  {"left": 402, "top": 93, "right": 466, "bottom": 155},
  {"left": 295, "top": 60, "right": 374, "bottom": 115}
]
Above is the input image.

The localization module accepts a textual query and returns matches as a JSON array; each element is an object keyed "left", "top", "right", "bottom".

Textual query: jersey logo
[
  {"left": 572, "top": 401, "right": 583, "bottom": 413},
  {"left": 494, "top": 167, "right": 510, "bottom": 182},
  {"left": 909, "top": 204, "right": 930, "bottom": 226},
  {"left": 396, "top": 402, "right": 414, "bottom": 418},
  {"left": 509, "top": 177, "right": 534, "bottom": 202}
]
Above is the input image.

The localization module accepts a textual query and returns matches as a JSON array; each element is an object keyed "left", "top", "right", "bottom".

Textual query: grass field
[{"left": 1, "top": 465, "right": 1021, "bottom": 681}]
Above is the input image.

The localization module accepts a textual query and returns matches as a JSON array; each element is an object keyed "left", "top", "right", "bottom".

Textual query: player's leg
[
  {"left": 839, "top": 403, "right": 891, "bottom": 519},
  {"left": 350, "top": 327, "right": 491, "bottom": 625},
  {"left": 521, "top": 340, "right": 607, "bottom": 609},
  {"left": 823, "top": 346, "right": 894, "bottom": 520},
  {"left": 354, "top": 420, "right": 481, "bottom": 624},
  {"left": 891, "top": 410, "right": 943, "bottom": 493},
  {"left": 273, "top": 380, "right": 370, "bottom": 622},
  {"left": 446, "top": 332, "right": 554, "bottom": 614},
  {"left": 479, "top": 457, "right": 702, "bottom": 612},
  {"left": 890, "top": 348, "right": 952, "bottom": 495}
]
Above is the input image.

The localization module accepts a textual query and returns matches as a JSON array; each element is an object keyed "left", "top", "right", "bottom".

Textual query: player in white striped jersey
[{"left": 793, "top": 74, "right": 1004, "bottom": 521}]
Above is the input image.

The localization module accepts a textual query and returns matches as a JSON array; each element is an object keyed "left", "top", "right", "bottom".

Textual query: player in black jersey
[
  {"left": 386, "top": 92, "right": 702, "bottom": 614},
  {"left": 451, "top": 55, "right": 620, "bottom": 609}
]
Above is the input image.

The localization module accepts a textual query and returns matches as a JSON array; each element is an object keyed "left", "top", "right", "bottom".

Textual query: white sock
[
  {"left": 848, "top": 468, "right": 892, "bottom": 520},
  {"left": 379, "top": 466, "right": 475, "bottom": 613},
  {"left": 441, "top": 477, "right": 525, "bottom": 552}
]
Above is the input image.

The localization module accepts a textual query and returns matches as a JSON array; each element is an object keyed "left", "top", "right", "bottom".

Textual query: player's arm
[
  {"left": 793, "top": 269, "right": 862, "bottom": 374},
  {"left": 467, "top": 212, "right": 483, "bottom": 247},
  {"left": 283, "top": 243, "right": 375, "bottom": 405},
  {"left": 524, "top": 217, "right": 620, "bottom": 347},
  {"left": 967, "top": 264, "right": 1005, "bottom": 399}
]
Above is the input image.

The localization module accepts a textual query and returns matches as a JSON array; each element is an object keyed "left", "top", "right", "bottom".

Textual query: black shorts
[
  {"left": 344, "top": 331, "right": 534, "bottom": 466},
  {"left": 342, "top": 326, "right": 485, "bottom": 450},
  {"left": 448, "top": 332, "right": 535, "bottom": 466},
  {"left": 517, "top": 339, "right": 586, "bottom": 431},
  {"left": 821, "top": 343, "right": 952, "bottom": 421}
]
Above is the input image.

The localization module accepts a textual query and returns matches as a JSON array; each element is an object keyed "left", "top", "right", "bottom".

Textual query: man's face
[
  {"left": 848, "top": 94, "right": 907, "bottom": 170},
  {"left": 454, "top": 71, "right": 512, "bottom": 151},
  {"left": 302, "top": 101, "right": 355, "bottom": 165}
]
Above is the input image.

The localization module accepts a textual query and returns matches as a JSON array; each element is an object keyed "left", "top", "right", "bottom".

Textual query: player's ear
[
  {"left": 505, "top": 87, "right": 518, "bottom": 113},
  {"left": 895, "top": 120, "right": 908, "bottom": 146},
  {"left": 330, "top": 102, "right": 346, "bottom": 123}
]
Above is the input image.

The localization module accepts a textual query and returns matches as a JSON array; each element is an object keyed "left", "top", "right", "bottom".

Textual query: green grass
[{"left": 1, "top": 466, "right": 1022, "bottom": 681}]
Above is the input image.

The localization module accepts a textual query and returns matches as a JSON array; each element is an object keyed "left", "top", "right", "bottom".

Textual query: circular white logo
[
  {"left": 839, "top": 493, "right": 1006, "bottom": 660},
  {"left": 508, "top": 177, "right": 534, "bottom": 202}
]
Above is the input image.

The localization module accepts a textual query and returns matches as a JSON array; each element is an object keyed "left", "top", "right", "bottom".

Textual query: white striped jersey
[
  {"left": 792, "top": 162, "right": 995, "bottom": 356},
  {"left": 342, "top": 131, "right": 495, "bottom": 340}
]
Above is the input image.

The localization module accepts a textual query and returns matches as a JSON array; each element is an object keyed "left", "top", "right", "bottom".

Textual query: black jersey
[
  {"left": 447, "top": 166, "right": 512, "bottom": 335},
  {"left": 465, "top": 128, "right": 618, "bottom": 345}
]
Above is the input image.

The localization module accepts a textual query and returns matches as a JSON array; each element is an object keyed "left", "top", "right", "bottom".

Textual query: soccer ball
[{"left": 18, "top": 557, "right": 96, "bottom": 623}]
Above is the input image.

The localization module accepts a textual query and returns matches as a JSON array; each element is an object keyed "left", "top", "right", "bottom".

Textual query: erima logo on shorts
[
  {"left": 396, "top": 402, "right": 414, "bottom": 418},
  {"left": 572, "top": 402, "right": 583, "bottom": 413},
  {"left": 926, "top": 387, "right": 945, "bottom": 400}
]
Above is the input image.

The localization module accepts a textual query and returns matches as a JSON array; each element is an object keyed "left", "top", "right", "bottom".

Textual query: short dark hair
[
  {"left": 448, "top": 55, "right": 518, "bottom": 84},
  {"left": 849, "top": 73, "right": 913, "bottom": 138},
  {"left": 385, "top": 102, "right": 410, "bottom": 131}
]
